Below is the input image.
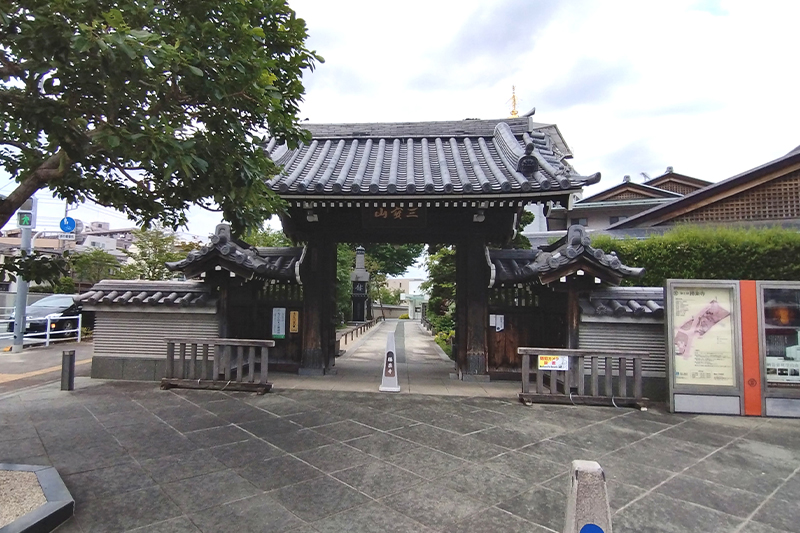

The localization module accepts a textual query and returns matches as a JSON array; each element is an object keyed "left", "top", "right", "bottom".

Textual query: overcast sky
[{"left": 14, "top": 0, "right": 800, "bottom": 266}]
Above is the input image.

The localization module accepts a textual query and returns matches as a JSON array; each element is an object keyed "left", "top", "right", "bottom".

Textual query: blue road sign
[{"left": 60, "top": 217, "right": 76, "bottom": 233}]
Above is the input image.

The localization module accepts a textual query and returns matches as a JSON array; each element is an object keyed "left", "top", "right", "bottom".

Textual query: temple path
[{"left": 273, "top": 319, "right": 519, "bottom": 397}]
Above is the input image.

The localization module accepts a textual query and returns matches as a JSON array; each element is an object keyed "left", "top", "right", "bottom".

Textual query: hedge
[{"left": 590, "top": 226, "right": 800, "bottom": 287}]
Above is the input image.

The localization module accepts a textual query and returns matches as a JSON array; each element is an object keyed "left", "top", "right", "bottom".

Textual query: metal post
[
  {"left": 77, "top": 314, "right": 82, "bottom": 343},
  {"left": 61, "top": 350, "right": 75, "bottom": 391},
  {"left": 11, "top": 227, "right": 32, "bottom": 353},
  {"left": 45, "top": 317, "right": 51, "bottom": 346}
]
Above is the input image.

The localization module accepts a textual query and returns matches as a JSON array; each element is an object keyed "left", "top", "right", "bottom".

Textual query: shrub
[
  {"left": 398, "top": 313, "right": 409, "bottom": 319},
  {"left": 427, "top": 312, "right": 454, "bottom": 334},
  {"left": 592, "top": 225, "right": 800, "bottom": 286},
  {"left": 434, "top": 329, "right": 455, "bottom": 359}
]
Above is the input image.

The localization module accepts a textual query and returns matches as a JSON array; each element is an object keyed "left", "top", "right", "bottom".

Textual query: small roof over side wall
[
  {"left": 76, "top": 279, "right": 214, "bottom": 309},
  {"left": 265, "top": 118, "right": 600, "bottom": 198},
  {"left": 166, "top": 224, "right": 305, "bottom": 282},
  {"left": 488, "top": 225, "right": 644, "bottom": 287},
  {"left": 580, "top": 287, "right": 664, "bottom": 320}
]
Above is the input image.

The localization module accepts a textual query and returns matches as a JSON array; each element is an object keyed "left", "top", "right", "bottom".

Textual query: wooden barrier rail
[
  {"left": 421, "top": 317, "right": 433, "bottom": 332},
  {"left": 161, "top": 338, "right": 276, "bottom": 395},
  {"left": 337, "top": 317, "right": 382, "bottom": 346},
  {"left": 518, "top": 347, "right": 649, "bottom": 407}
]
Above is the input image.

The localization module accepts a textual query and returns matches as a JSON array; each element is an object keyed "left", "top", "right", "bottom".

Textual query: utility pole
[{"left": 12, "top": 198, "right": 37, "bottom": 353}]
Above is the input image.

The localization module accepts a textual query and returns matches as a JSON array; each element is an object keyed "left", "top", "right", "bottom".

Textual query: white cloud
[{"left": 6, "top": 0, "right": 800, "bottom": 237}]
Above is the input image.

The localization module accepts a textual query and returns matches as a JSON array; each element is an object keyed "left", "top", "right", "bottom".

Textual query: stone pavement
[
  {"left": 0, "top": 341, "right": 93, "bottom": 396},
  {"left": 0, "top": 377, "right": 798, "bottom": 532},
  {"left": 1, "top": 320, "right": 799, "bottom": 532},
  {"left": 279, "top": 320, "right": 519, "bottom": 397}
]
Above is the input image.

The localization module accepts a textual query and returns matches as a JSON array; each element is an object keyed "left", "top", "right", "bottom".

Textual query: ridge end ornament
[{"left": 517, "top": 143, "right": 539, "bottom": 177}]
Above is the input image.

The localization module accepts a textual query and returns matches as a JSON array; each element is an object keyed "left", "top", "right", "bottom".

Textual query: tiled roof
[
  {"left": 166, "top": 224, "right": 304, "bottom": 282},
  {"left": 580, "top": 287, "right": 664, "bottom": 319},
  {"left": 579, "top": 182, "right": 682, "bottom": 203},
  {"left": 76, "top": 280, "right": 213, "bottom": 308},
  {"left": 488, "top": 225, "right": 644, "bottom": 286},
  {"left": 610, "top": 148, "right": 800, "bottom": 229},
  {"left": 266, "top": 118, "right": 600, "bottom": 196}
]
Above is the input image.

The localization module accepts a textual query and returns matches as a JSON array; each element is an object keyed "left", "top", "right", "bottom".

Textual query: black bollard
[{"left": 61, "top": 350, "right": 75, "bottom": 391}]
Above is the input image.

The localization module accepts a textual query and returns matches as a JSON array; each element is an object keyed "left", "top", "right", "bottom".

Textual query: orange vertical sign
[
  {"left": 289, "top": 311, "right": 299, "bottom": 333},
  {"left": 740, "top": 280, "right": 762, "bottom": 416}
]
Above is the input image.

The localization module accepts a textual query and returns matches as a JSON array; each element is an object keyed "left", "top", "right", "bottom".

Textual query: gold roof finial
[{"left": 509, "top": 85, "right": 519, "bottom": 118}]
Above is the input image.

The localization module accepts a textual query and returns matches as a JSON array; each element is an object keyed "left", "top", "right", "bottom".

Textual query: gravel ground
[{"left": 0, "top": 470, "right": 46, "bottom": 528}]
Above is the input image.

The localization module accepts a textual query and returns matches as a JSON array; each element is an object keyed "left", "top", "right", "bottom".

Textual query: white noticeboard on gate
[
  {"left": 666, "top": 279, "right": 744, "bottom": 415},
  {"left": 272, "top": 307, "right": 286, "bottom": 339}
]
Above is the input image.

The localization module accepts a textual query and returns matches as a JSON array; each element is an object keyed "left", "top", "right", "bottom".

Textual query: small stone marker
[
  {"left": 563, "top": 460, "right": 612, "bottom": 533},
  {"left": 61, "top": 350, "right": 75, "bottom": 391},
  {"left": 379, "top": 333, "right": 400, "bottom": 392}
]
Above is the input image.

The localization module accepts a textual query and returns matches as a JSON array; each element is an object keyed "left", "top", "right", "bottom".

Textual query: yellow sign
[
  {"left": 538, "top": 355, "right": 569, "bottom": 370},
  {"left": 289, "top": 311, "right": 299, "bottom": 333}
]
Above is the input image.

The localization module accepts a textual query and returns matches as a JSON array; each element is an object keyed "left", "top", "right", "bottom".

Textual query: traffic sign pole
[{"left": 12, "top": 227, "right": 31, "bottom": 353}]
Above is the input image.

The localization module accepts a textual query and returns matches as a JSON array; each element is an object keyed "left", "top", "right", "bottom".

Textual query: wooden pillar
[
  {"left": 210, "top": 271, "right": 230, "bottom": 339},
  {"left": 454, "top": 242, "right": 469, "bottom": 374},
  {"left": 322, "top": 241, "right": 338, "bottom": 371},
  {"left": 299, "top": 240, "right": 329, "bottom": 375},
  {"left": 567, "top": 285, "right": 579, "bottom": 349},
  {"left": 456, "top": 238, "right": 489, "bottom": 377},
  {"left": 566, "top": 284, "right": 581, "bottom": 387}
]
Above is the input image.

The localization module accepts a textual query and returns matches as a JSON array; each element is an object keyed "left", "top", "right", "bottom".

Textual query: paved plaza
[{"left": 0, "top": 322, "right": 798, "bottom": 532}]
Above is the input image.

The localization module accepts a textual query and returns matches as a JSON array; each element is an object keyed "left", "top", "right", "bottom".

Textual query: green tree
[
  {"left": 0, "top": 1, "right": 321, "bottom": 285},
  {"left": 0, "top": 1, "right": 321, "bottom": 231},
  {"left": 376, "top": 285, "right": 402, "bottom": 305},
  {"left": 421, "top": 210, "right": 534, "bottom": 330},
  {"left": 509, "top": 210, "right": 535, "bottom": 249},
  {"left": 333, "top": 243, "right": 423, "bottom": 324},
  {"left": 70, "top": 247, "right": 120, "bottom": 284},
  {"left": 243, "top": 225, "right": 292, "bottom": 247},
  {"left": 119, "top": 227, "right": 185, "bottom": 280},
  {"left": 362, "top": 243, "right": 425, "bottom": 276},
  {"left": 421, "top": 246, "right": 455, "bottom": 320},
  {"left": 335, "top": 244, "right": 355, "bottom": 323}
]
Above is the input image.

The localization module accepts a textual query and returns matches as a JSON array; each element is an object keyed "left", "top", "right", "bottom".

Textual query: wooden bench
[
  {"left": 161, "top": 338, "right": 275, "bottom": 395},
  {"left": 518, "top": 347, "right": 649, "bottom": 407}
]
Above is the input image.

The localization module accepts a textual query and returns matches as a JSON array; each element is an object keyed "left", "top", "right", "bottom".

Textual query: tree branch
[
  {"left": 196, "top": 201, "right": 223, "bottom": 213},
  {"left": 0, "top": 55, "right": 23, "bottom": 79},
  {"left": 0, "top": 139, "right": 40, "bottom": 155},
  {"left": 0, "top": 150, "right": 70, "bottom": 228}
]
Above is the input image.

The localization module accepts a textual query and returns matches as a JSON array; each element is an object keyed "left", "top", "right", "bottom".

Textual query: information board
[
  {"left": 666, "top": 280, "right": 743, "bottom": 415},
  {"left": 272, "top": 308, "right": 286, "bottom": 339},
  {"left": 671, "top": 286, "right": 736, "bottom": 387}
]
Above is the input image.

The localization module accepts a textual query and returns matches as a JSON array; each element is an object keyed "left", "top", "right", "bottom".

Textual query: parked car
[{"left": 6, "top": 294, "right": 89, "bottom": 336}]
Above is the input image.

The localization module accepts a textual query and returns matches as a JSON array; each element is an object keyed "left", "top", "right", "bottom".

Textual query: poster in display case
[
  {"left": 761, "top": 287, "right": 800, "bottom": 385},
  {"left": 671, "top": 285, "right": 737, "bottom": 387},
  {"left": 666, "top": 280, "right": 743, "bottom": 414}
]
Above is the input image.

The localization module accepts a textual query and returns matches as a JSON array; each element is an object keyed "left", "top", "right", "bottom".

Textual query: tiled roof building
[{"left": 266, "top": 118, "right": 600, "bottom": 198}]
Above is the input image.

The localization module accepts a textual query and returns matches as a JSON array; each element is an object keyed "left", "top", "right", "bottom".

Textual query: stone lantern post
[{"left": 350, "top": 246, "right": 370, "bottom": 322}]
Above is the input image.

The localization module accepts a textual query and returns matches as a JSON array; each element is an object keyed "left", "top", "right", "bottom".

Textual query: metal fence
[{"left": 0, "top": 314, "right": 83, "bottom": 347}]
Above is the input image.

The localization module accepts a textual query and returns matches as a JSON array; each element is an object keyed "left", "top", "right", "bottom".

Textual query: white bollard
[
  {"left": 379, "top": 333, "right": 400, "bottom": 392},
  {"left": 563, "top": 460, "right": 613, "bottom": 533}
]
